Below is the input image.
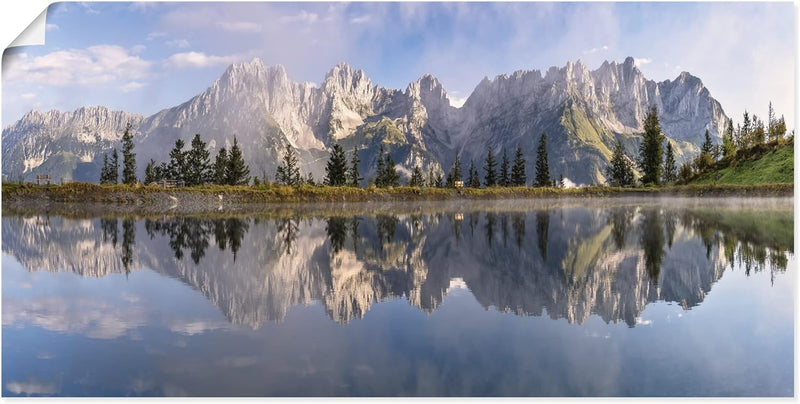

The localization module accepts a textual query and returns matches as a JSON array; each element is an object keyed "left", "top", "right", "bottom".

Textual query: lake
[{"left": 1, "top": 198, "right": 794, "bottom": 396}]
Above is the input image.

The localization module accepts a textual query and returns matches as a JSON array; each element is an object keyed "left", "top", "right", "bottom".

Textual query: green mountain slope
[{"left": 691, "top": 140, "right": 793, "bottom": 185}]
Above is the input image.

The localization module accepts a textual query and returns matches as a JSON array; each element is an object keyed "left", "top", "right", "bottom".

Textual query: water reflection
[{"left": 2, "top": 204, "right": 791, "bottom": 329}]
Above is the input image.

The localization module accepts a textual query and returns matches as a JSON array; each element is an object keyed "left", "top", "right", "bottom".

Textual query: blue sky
[{"left": 1, "top": 2, "right": 795, "bottom": 129}]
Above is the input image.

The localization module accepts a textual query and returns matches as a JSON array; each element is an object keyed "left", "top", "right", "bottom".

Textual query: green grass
[
  {"left": 2, "top": 181, "right": 793, "bottom": 207},
  {"left": 692, "top": 140, "right": 793, "bottom": 185}
]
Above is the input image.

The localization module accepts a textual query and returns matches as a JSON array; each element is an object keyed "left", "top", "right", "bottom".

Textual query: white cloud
[
  {"left": 79, "top": 2, "right": 100, "bottom": 15},
  {"left": 5, "top": 380, "right": 58, "bottom": 396},
  {"left": 122, "top": 81, "right": 146, "bottom": 92},
  {"left": 165, "top": 39, "right": 191, "bottom": 49},
  {"left": 20, "top": 93, "right": 36, "bottom": 100},
  {"left": 216, "top": 21, "right": 262, "bottom": 33},
  {"left": 582, "top": 45, "right": 609, "bottom": 55},
  {"left": 448, "top": 95, "right": 467, "bottom": 108},
  {"left": 164, "top": 52, "right": 239, "bottom": 69},
  {"left": 280, "top": 10, "right": 319, "bottom": 24},
  {"left": 131, "top": 44, "right": 146, "bottom": 54},
  {"left": 633, "top": 57, "right": 652, "bottom": 67},
  {"left": 129, "top": 2, "right": 159, "bottom": 13},
  {"left": 45, "top": 24, "right": 59, "bottom": 31},
  {"left": 349, "top": 15, "right": 371, "bottom": 24},
  {"left": 3, "top": 45, "right": 153, "bottom": 87},
  {"left": 146, "top": 31, "right": 166, "bottom": 41}
]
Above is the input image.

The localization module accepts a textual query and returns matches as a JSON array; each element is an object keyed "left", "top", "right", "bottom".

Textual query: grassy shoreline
[{"left": 2, "top": 181, "right": 792, "bottom": 204}]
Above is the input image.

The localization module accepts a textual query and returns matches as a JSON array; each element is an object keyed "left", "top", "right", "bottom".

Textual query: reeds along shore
[{"left": 1, "top": 181, "right": 793, "bottom": 206}]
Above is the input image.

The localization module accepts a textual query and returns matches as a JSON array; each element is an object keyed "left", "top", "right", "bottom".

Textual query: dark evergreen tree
[
  {"left": 121, "top": 122, "right": 137, "bottom": 185},
  {"left": 348, "top": 146, "right": 362, "bottom": 187},
  {"left": 663, "top": 141, "right": 677, "bottom": 183},
  {"left": 226, "top": 137, "right": 250, "bottom": 185},
  {"left": 409, "top": 165, "right": 425, "bottom": 187},
  {"left": 483, "top": 148, "right": 497, "bottom": 187},
  {"left": 605, "top": 140, "right": 635, "bottom": 187},
  {"left": 435, "top": 173, "right": 444, "bottom": 188},
  {"left": 499, "top": 148, "right": 510, "bottom": 186},
  {"left": 695, "top": 129, "right": 714, "bottom": 173},
  {"left": 167, "top": 139, "right": 186, "bottom": 181},
  {"left": 534, "top": 132, "right": 550, "bottom": 187},
  {"left": 375, "top": 145, "right": 387, "bottom": 187},
  {"left": 448, "top": 153, "right": 462, "bottom": 187},
  {"left": 637, "top": 106, "right": 664, "bottom": 185},
  {"left": 324, "top": 143, "right": 348, "bottom": 186},
  {"left": 701, "top": 129, "right": 713, "bottom": 155},
  {"left": 100, "top": 153, "right": 111, "bottom": 184},
  {"left": 185, "top": 134, "right": 212, "bottom": 186},
  {"left": 305, "top": 172, "right": 315, "bottom": 186},
  {"left": 275, "top": 142, "right": 300, "bottom": 186},
  {"left": 144, "top": 159, "right": 158, "bottom": 184},
  {"left": 510, "top": 145, "right": 526, "bottom": 186},
  {"left": 213, "top": 147, "right": 228, "bottom": 184},
  {"left": 468, "top": 160, "right": 481, "bottom": 188},
  {"left": 383, "top": 153, "right": 400, "bottom": 187},
  {"left": 110, "top": 149, "right": 119, "bottom": 184}
]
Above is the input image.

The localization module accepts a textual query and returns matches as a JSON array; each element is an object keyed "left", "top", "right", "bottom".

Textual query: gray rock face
[{"left": 2, "top": 57, "right": 728, "bottom": 185}]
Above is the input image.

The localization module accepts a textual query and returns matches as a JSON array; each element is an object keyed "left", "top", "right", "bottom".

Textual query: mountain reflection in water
[{"left": 2, "top": 204, "right": 791, "bottom": 328}]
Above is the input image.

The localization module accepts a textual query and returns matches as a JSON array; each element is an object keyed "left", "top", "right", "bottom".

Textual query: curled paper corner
[{"left": 8, "top": 8, "right": 48, "bottom": 49}]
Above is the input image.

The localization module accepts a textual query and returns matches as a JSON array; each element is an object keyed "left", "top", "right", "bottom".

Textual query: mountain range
[{"left": 2, "top": 57, "right": 728, "bottom": 185}]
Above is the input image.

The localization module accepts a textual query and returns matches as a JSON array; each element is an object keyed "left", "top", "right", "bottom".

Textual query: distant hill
[{"left": 690, "top": 139, "right": 793, "bottom": 185}]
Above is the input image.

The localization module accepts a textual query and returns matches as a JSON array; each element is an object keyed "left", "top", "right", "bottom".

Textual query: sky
[{"left": 1, "top": 2, "right": 796, "bottom": 130}]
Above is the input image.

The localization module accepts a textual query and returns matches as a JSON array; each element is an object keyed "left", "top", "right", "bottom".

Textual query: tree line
[
  {"left": 605, "top": 102, "right": 792, "bottom": 187},
  {"left": 315, "top": 132, "right": 557, "bottom": 189}
]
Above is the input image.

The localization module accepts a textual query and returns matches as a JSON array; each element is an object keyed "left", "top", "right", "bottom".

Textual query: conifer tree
[
  {"left": 662, "top": 141, "right": 677, "bottom": 183},
  {"left": 434, "top": 173, "right": 444, "bottom": 188},
  {"left": 510, "top": 145, "right": 526, "bottom": 186},
  {"left": 483, "top": 148, "right": 497, "bottom": 187},
  {"left": 383, "top": 153, "right": 400, "bottom": 187},
  {"left": 468, "top": 160, "right": 481, "bottom": 188},
  {"left": 185, "top": 134, "right": 212, "bottom": 186},
  {"left": 375, "top": 145, "right": 387, "bottom": 187},
  {"left": 767, "top": 101, "right": 777, "bottom": 142},
  {"left": 499, "top": 148, "right": 510, "bottom": 186},
  {"left": 121, "top": 123, "right": 137, "bottom": 185},
  {"left": 637, "top": 106, "right": 664, "bottom": 185},
  {"left": 306, "top": 172, "right": 315, "bottom": 185},
  {"left": 695, "top": 129, "right": 714, "bottom": 172},
  {"left": 701, "top": 129, "right": 713, "bottom": 155},
  {"left": 348, "top": 146, "right": 362, "bottom": 187},
  {"left": 409, "top": 165, "right": 425, "bottom": 187},
  {"left": 214, "top": 147, "right": 228, "bottom": 184},
  {"left": 110, "top": 149, "right": 119, "bottom": 184},
  {"left": 447, "top": 153, "right": 462, "bottom": 187},
  {"left": 100, "top": 153, "right": 111, "bottom": 184},
  {"left": 167, "top": 139, "right": 186, "bottom": 181},
  {"left": 144, "top": 159, "right": 157, "bottom": 184},
  {"left": 534, "top": 132, "right": 550, "bottom": 187},
  {"left": 226, "top": 137, "right": 250, "bottom": 185},
  {"left": 275, "top": 142, "right": 300, "bottom": 186},
  {"left": 605, "top": 140, "right": 635, "bottom": 187},
  {"left": 324, "top": 143, "right": 348, "bottom": 186},
  {"left": 722, "top": 119, "right": 736, "bottom": 158}
]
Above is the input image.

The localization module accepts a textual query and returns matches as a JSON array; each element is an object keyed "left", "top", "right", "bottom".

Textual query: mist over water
[{"left": 1, "top": 199, "right": 793, "bottom": 396}]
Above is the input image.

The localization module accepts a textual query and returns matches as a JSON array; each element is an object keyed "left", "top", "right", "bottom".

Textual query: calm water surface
[{"left": 1, "top": 199, "right": 794, "bottom": 396}]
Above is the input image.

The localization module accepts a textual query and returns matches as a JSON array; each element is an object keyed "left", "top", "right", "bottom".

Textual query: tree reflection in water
[{"left": 14, "top": 204, "right": 791, "bottom": 326}]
